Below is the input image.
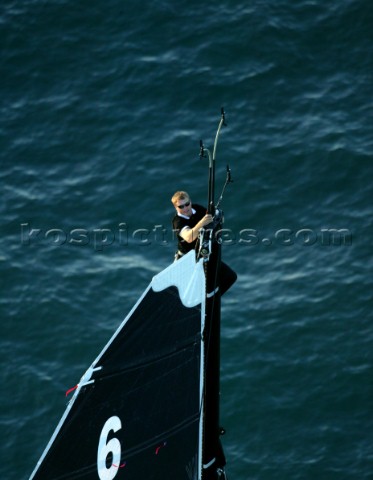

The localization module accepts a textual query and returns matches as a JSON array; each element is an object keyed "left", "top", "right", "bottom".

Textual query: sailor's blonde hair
[{"left": 171, "top": 191, "right": 190, "bottom": 206}]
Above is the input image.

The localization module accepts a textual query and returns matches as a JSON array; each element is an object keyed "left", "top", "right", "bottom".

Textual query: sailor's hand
[
  {"left": 182, "top": 214, "right": 214, "bottom": 243},
  {"left": 199, "top": 214, "right": 213, "bottom": 227}
]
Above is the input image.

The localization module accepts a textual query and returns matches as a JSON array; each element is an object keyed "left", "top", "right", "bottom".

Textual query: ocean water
[{"left": 1, "top": 0, "right": 372, "bottom": 479}]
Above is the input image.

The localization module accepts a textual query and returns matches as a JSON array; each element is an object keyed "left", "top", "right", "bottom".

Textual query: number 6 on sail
[{"left": 97, "top": 416, "right": 122, "bottom": 480}]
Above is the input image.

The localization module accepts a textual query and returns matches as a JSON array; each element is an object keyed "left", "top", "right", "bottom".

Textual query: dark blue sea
[{"left": 1, "top": 1, "right": 372, "bottom": 479}]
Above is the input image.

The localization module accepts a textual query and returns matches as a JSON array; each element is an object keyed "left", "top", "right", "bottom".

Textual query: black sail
[{"left": 29, "top": 252, "right": 206, "bottom": 480}]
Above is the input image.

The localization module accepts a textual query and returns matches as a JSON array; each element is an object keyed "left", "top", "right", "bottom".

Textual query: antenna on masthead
[
  {"left": 216, "top": 164, "right": 233, "bottom": 209},
  {"left": 221, "top": 107, "right": 227, "bottom": 127},
  {"left": 199, "top": 139, "right": 206, "bottom": 158},
  {"left": 199, "top": 109, "right": 228, "bottom": 214}
]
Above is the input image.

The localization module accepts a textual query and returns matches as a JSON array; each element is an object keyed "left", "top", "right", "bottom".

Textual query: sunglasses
[{"left": 176, "top": 201, "right": 190, "bottom": 209}]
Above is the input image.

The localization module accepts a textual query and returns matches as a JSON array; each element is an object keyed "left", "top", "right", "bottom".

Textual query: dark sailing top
[{"left": 172, "top": 204, "right": 206, "bottom": 254}]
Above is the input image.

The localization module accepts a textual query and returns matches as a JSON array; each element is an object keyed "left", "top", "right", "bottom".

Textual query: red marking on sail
[
  {"left": 65, "top": 385, "right": 78, "bottom": 397},
  {"left": 113, "top": 463, "right": 126, "bottom": 468},
  {"left": 155, "top": 441, "right": 167, "bottom": 455}
]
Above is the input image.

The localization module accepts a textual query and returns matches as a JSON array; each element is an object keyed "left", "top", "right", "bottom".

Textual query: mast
[{"left": 198, "top": 109, "right": 227, "bottom": 479}]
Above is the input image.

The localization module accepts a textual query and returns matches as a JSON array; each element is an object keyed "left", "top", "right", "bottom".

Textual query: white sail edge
[{"left": 28, "top": 281, "right": 152, "bottom": 480}]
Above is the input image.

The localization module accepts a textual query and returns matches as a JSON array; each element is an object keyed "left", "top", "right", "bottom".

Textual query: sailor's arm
[{"left": 180, "top": 214, "right": 213, "bottom": 243}]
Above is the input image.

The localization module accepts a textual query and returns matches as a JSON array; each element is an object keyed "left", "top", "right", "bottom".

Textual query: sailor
[{"left": 171, "top": 190, "right": 237, "bottom": 295}]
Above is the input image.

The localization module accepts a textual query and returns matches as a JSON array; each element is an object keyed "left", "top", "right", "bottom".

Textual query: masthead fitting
[
  {"left": 221, "top": 107, "right": 227, "bottom": 127},
  {"left": 199, "top": 139, "right": 205, "bottom": 158}
]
